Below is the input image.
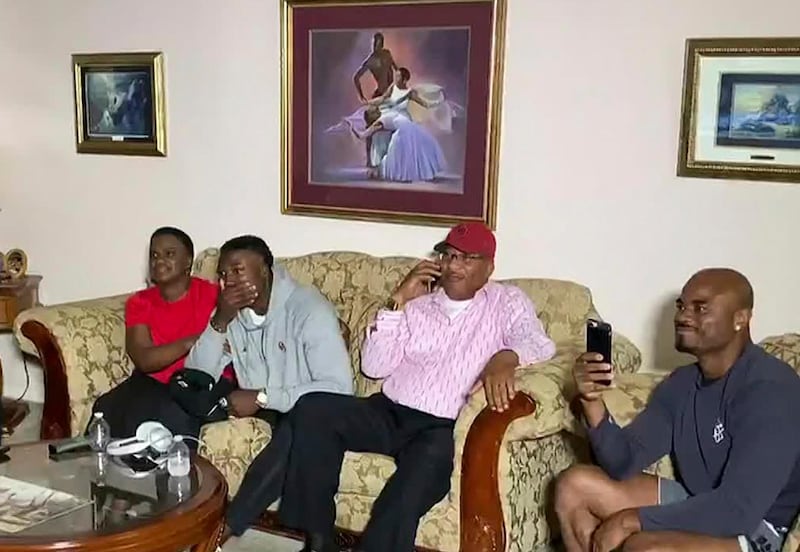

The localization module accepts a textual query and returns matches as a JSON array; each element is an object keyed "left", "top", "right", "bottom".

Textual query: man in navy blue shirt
[{"left": 555, "top": 268, "right": 800, "bottom": 552}]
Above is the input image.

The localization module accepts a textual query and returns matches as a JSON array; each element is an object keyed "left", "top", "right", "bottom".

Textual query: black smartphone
[
  {"left": 427, "top": 276, "right": 440, "bottom": 293},
  {"left": 586, "top": 318, "right": 613, "bottom": 385}
]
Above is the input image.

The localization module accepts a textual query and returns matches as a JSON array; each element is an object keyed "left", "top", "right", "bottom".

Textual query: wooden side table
[
  {"left": 0, "top": 275, "right": 42, "bottom": 436},
  {"left": 0, "top": 275, "right": 42, "bottom": 330}
]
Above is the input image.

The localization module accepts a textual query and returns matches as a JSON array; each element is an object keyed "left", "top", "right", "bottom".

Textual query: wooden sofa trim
[
  {"left": 460, "top": 392, "right": 536, "bottom": 551},
  {"left": 21, "top": 320, "right": 71, "bottom": 439},
  {"left": 22, "top": 318, "right": 537, "bottom": 551}
]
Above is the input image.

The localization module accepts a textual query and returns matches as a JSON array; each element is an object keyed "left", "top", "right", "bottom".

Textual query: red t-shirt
[{"left": 125, "top": 277, "right": 219, "bottom": 384}]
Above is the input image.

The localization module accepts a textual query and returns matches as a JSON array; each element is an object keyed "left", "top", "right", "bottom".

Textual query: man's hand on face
[
  {"left": 472, "top": 350, "right": 518, "bottom": 412},
  {"left": 212, "top": 276, "right": 259, "bottom": 329},
  {"left": 227, "top": 389, "right": 260, "bottom": 418},
  {"left": 390, "top": 260, "right": 442, "bottom": 307}
]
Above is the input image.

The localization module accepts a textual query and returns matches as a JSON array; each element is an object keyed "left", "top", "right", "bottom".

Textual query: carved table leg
[{"left": 192, "top": 520, "right": 225, "bottom": 552}]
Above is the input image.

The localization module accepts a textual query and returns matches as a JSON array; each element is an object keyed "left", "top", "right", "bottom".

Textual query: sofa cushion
[
  {"left": 199, "top": 415, "right": 405, "bottom": 499},
  {"left": 339, "top": 451, "right": 397, "bottom": 496},
  {"left": 198, "top": 416, "right": 273, "bottom": 495}
]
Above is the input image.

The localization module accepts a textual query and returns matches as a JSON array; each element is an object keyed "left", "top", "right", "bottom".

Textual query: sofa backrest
[
  {"left": 192, "top": 248, "right": 600, "bottom": 344},
  {"left": 760, "top": 334, "right": 800, "bottom": 372}
]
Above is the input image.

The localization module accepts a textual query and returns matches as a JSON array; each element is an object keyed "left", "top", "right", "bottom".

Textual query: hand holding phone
[
  {"left": 586, "top": 319, "right": 613, "bottom": 386},
  {"left": 427, "top": 275, "right": 440, "bottom": 293},
  {"left": 392, "top": 259, "right": 442, "bottom": 306}
]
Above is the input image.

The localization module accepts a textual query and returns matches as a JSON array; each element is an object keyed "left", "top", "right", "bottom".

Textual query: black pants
[
  {"left": 279, "top": 393, "right": 455, "bottom": 552},
  {"left": 225, "top": 409, "right": 294, "bottom": 536},
  {"left": 88, "top": 371, "right": 202, "bottom": 446}
]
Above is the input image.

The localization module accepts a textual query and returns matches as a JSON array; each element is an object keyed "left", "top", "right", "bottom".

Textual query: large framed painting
[
  {"left": 280, "top": 0, "right": 507, "bottom": 228},
  {"left": 678, "top": 37, "right": 800, "bottom": 183},
  {"left": 72, "top": 52, "right": 167, "bottom": 156}
]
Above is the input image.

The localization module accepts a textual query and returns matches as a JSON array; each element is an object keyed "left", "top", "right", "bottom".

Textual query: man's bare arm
[{"left": 353, "top": 58, "right": 371, "bottom": 101}]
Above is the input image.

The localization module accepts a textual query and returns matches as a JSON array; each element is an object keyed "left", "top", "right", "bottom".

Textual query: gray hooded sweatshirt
[{"left": 185, "top": 263, "right": 354, "bottom": 412}]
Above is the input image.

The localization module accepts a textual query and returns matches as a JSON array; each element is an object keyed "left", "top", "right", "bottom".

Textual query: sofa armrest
[
  {"left": 562, "top": 371, "right": 665, "bottom": 436},
  {"left": 452, "top": 337, "right": 643, "bottom": 478},
  {"left": 12, "top": 294, "right": 133, "bottom": 438},
  {"left": 456, "top": 386, "right": 537, "bottom": 550},
  {"left": 451, "top": 346, "right": 583, "bottom": 551},
  {"left": 613, "top": 333, "right": 642, "bottom": 374},
  {"left": 493, "top": 333, "right": 641, "bottom": 440},
  {"left": 561, "top": 371, "right": 675, "bottom": 480},
  {"left": 504, "top": 346, "right": 583, "bottom": 440}
]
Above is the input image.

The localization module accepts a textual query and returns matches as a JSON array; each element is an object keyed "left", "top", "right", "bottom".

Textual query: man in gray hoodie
[{"left": 186, "top": 235, "right": 353, "bottom": 544}]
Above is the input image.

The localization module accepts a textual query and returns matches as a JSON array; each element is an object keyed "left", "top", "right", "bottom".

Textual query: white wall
[{"left": 1, "top": 0, "right": 799, "bottom": 400}]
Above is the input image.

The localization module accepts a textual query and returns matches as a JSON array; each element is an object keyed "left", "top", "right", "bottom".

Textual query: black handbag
[{"left": 168, "top": 368, "right": 236, "bottom": 423}]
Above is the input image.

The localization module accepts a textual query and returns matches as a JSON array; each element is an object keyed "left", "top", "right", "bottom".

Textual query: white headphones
[{"left": 106, "top": 421, "right": 175, "bottom": 456}]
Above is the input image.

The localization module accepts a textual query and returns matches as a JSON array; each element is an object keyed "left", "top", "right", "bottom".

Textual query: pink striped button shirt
[{"left": 362, "top": 282, "right": 556, "bottom": 419}]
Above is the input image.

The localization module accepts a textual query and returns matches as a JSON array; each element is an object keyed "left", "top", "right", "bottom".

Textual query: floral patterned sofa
[
  {"left": 560, "top": 332, "right": 800, "bottom": 552},
  {"left": 13, "top": 250, "right": 643, "bottom": 552}
]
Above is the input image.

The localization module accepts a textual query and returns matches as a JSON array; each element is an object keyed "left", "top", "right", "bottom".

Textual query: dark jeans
[
  {"left": 279, "top": 393, "right": 455, "bottom": 552},
  {"left": 88, "top": 371, "right": 201, "bottom": 447},
  {"left": 225, "top": 409, "right": 293, "bottom": 536}
]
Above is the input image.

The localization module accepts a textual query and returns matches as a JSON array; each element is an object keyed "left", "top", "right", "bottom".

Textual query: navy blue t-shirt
[{"left": 588, "top": 344, "right": 800, "bottom": 537}]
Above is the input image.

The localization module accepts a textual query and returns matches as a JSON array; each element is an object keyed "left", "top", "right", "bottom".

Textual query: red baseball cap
[{"left": 434, "top": 222, "right": 496, "bottom": 260}]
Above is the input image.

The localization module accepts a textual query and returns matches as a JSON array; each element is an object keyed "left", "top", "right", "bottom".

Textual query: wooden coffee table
[{"left": 0, "top": 441, "right": 227, "bottom": 551}]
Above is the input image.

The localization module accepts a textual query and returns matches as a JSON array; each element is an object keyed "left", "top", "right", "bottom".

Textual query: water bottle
[
  {"left": 168, "top": 475, "right": 191, "bottom": 503},
  {"left": 166, "top": 436, "right": 191, "bottom": 477},
  {"left": 87, "top": 412, "right": 110, "bottom": 453},
  {"left": 92, "top": 450, "right": 108, "bottom": 485}
]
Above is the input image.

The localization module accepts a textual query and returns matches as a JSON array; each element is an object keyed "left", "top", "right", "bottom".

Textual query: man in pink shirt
[{"left": 278, "top": 222, "right": 556, "bottom": 552}]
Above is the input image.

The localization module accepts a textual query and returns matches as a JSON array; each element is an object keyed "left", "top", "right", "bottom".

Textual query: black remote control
[{"left": 48, "top": 436, "right": 92, "bottom": 458}]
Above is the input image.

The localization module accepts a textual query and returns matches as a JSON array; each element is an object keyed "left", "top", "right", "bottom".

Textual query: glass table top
[{"left": 0, "top": 442, "right": 200, "bottom": 538}]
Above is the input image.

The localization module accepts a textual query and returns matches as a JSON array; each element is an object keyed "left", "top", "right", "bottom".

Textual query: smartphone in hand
[
  {"left": 426, "top": 258, "right": 442, "bottom": 293},
  {"left": 586, "top": 318, "right": 613, "bottom": 386}
]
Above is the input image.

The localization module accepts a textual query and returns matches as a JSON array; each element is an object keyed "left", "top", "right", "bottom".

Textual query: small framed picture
[
  {"left": 72, "top": 52, "right": 167, "bottom": 156},
  {"left": 678, "top": 37, "right": 800, "bottom": 183}
]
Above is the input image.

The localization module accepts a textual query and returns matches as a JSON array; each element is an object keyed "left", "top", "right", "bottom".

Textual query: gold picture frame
[
  {"left": 72, "top": 52, "right": 167, "bottom": 157},
  {"left": 280, "top": 0, "right": 507, "bottom": 228},
  {"left": 677, "top": 37, "right": 800, "bottom": 183}
]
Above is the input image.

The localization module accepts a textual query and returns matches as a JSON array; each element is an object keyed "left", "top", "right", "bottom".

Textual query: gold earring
[{"left": 735, "top": 325, "right": 741, "bottom": 331}]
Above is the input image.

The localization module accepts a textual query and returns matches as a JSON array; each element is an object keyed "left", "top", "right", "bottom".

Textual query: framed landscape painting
[
  {"left": 280, "top": 0, "right": 507, "bottom": 228},
  {"left": 72, "top": 52, "right": 167, "bottom": 156},
  {"left": 678, "top": 37, "right": 800, "bottom": 183}
]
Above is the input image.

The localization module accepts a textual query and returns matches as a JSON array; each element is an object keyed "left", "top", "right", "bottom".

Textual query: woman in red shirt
[{"left": 89, "top": 227, "right": 220, "bottom": 440}]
